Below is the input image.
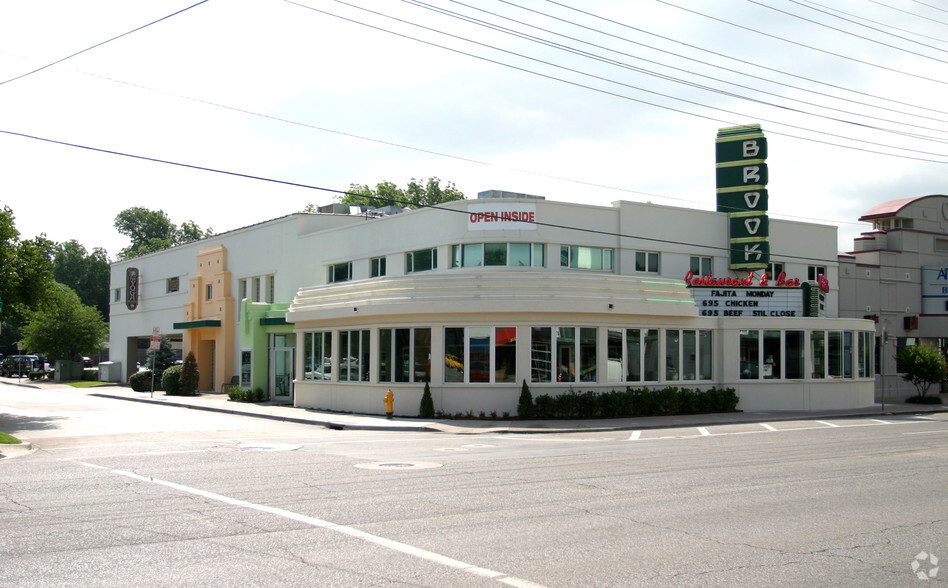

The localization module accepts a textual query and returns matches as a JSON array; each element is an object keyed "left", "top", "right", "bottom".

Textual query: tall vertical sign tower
[{"left": 716, "top": 124, "right": 769, "bottom": 271}]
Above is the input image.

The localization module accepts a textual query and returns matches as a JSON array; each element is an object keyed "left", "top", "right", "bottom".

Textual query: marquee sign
[
  {"left": 686, "top": 271, "right": 818, "bottom": 317},
  {"left": 716, "top": 124, "right": 769, "bottom": 271}
]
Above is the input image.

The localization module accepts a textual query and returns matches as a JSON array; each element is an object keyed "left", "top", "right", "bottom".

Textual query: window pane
[
  {"left": 321, "top": 333, "right": 332, "bottom": 381},
  {"left": 451, "top": 245, "right": 461, "bottom": 268},
  {"left": 339, "top": 331, "right": 350, "bottom": 381},
  {"left": 843, "top": 331, "right": 853, "bottom": 378},
  {"left": 829, "top": 331, "right": 842, "bottom": 377},
  {"left": 666, "top": 330, "right": 680, "bottom": 381},
  {"left": 444, "top": 327, "right": 464, "bottom": 383},
  {"left": 414, "top": 328, "right": 431, "bottom": 383},
  {"left": 811, "top": 331, "right": 825, "bottom": 378},
  {"left": 394, "top": 328, "right": 411, "bottom": 382},
  {"left": 785, "top": 330, "right": 804, "bottom": 379},
  {"left": 607, "top": 328, "right": 622, "bottom": 383},
  {"left": 740, "top": 330, "right": 759, "bottom": 379},
  {"left": 682, "top": 330, "right": 696, "bottom": 380},
  {"left": 635, "top": 251, "right": 646, "bottom": 272},
  {"left": 579, "top": 327, "right": 597, "bottom": 381},
  {"left": 303, "top": 333, "right": 314, "bottom": 380},
  {"left": 603, "top": 249, "right": 613, "bottom": 270},
  {"left": 533, "top": 243, "right": 545, "bottom": 267},
  {"left": 495, "top": 327, "right": 517, "bottom": 383},
  {"left": 359, "top": 330, "right": 370, "bottom": 382},
  {"left": 531, "top": 327, "right": 553, "bottom": 383},
  {"left": 648, "top": 252, "right": 659, "bottom": 272},
  {"left": 470, "top": 327, "right": 491, "bottom": 383},
  {"left": 698, "top": 330, "right": 713, "bottom": 380},
  {"left": 560, "top": 246, "right": 570, "bottom": 268},
  {"left": 463, "top": 243, "right": 482, "bottom": 267},
  {"left": 764, "top": 330, "right": 781, "bottom": 379},
  {"left": 556, "top": 327, "right": 576, "bottom": 382},
  {"left": 379, "top": 329, "right": 392, "bottom": 382},
  {"left": 690, "top": 256, "right": 701, "bottom": 274},
  {"left": 509, "top": 243, "right": 530, "bottom": 267},
  {"left": 484, "top": 243, "right": 507, "bottom": 266},
  {"left": 626, "top": 329, "right": 642, "bottom": 382},
  {"left": 643, "top": 329, "right": 659, "bottom": 381}
]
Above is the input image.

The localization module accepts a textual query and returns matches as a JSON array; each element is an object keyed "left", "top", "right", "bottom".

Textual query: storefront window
[
  {"left": 444, "top": 327, "right": 464, "bottom": 383},
  {"left": 579, "top": 328, "right": 597, "bottom": 382},
  {"left": 414, "top": 328, "right": 431, "bottom": 383},
  {"left": 666, "top": 330, "right": 680, "bottom": 381},
  {"left": 470, "top": 327, "right": 490, "bottom": 383},
  {"left": 339, "top": 330, "right": 369, "bottom": 382},
  {"left": 740, "top": 330, "right": 759, "bottom": 379},
  {"left": 763, "top": 330, "right": 781, "bottom": 379},
  {"left": 240, "top": 349, "right": 252, "bottom": 388},
  {"left": 531, "top": 327, "right": 552, "bottom": 383},
  {"left": 829, "top": 331, "right": 842, "bottom": 377},
  {"left": 858, "top": 332, "right": 873, "bottom": 377},
  {"left": 785, "top": 330, "right": 804, "bottom": 379},
  {"left": 626, "top": 329, "right": 642, "bottom": 382},
  {"left": 302, "top": 331, "right": 331, "bottom": 381},
  {"left": 810, "top": 331, "right": 825, "bottom": 378},
  {"left": 843, "top": 331, "right": 853, "bottom": 378},
  {"left": 556, "top": 327, "right": 576, "bottom": 382},
  {"left": 698, "top": 330, "right": 713, "bottom": 380},
  {"left": 644, "top": 329, "right": 659, "bottom": 381},
  {"left": 495, "top": 327, "right": 517, "bottom": 383}
]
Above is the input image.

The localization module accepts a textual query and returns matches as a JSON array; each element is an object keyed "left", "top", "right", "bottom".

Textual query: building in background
[{"left": 838, "top": 194, "right": 948, "bottom": 401}]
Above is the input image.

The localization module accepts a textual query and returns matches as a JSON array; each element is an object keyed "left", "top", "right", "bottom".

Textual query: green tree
[
  {"left": 313, "top": 177, "right": 465, "bottom": 210},
  {"left": 517, "top": 380, "right": 535, "bottom": 418},
  {"left": 0, "top": 206, "right": 56, "bottom": 355},
  {"left": 52, "top": 240, "right": 110, "bottom": 321},
  {"left": 114, "top": 207, "right": 213, "bottom": 259},
  {"left": 419, "top": 382, "right": 435, "bottom": 418},
  {"left": 146, "top": 335, "right": 177, "bottom": 380},
  {"left": 896, "top": 343, "right": 946, "bottom": 398},
  {"left": 19, "top": 283, "right": 108, "bottom": 361},
  {"left": 179, "top": 351, "right": 200, "bottom": 395}
]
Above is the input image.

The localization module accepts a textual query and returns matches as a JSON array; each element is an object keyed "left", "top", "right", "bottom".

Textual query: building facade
[
  {"left": 839, "top": 194, "right": 948, "bottom": 400},
  {"left": 110, "top": 192, "right": 876, "bottom": 415}
]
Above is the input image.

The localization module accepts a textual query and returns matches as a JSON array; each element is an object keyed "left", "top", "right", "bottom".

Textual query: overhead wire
[
  {"left": 0, "top": 128, "right": 876, "bottom": 269},
  {"left": 404, "top": 0, "right": 948, "bottom": 143},
  {"left": 298, "top": 0, "right": 948, "bottom": 161},
  {"left": 0, "top": 0, "right": 213, "bottom": 87}
]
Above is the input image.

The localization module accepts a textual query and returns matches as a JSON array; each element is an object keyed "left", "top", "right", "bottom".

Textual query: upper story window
[
  {"left": 689, "top": 256, "right": 712, "bottom": 276},
  {"left": 239, "top": 275, "right": 276, "bottom": 303},
  {"left": 113, "top": 288, "right": 121, "bottom": 302},
  {"left": 205, "top": 284, "right": 213, "bottom": 301},
  {"left": 560, "top": 246, "right": 613, "bottom": 271},
  {"left": 166, "top": 277, "right": 180, "bottom": 293},
  {"left": 452, "top": 242, "right": 544, "bottom": 268},
  {"left": 371, "top": 257, "right": 386, "bottom": 278},
  {"left": 768, "top": 262, "right": 784, "bottom": 278},
  {"left": 635, "top": 251, "right": 659, "bottom": 273},
  {"left": 329, "top": 262, "right": 352, "bottom": 284},
  {"left": 407, "top": 248, "right": 437, "bottom": 273},
  {"left": 808, "top": 266, "right": 826, "bottom": 281}
]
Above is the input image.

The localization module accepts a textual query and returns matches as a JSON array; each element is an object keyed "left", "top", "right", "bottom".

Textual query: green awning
[
  {"left": 173, "top": 319, "right": 222, "bottom": 329},
  {"left": 260, "top": 317, "right": 292, "bottom": 326}
]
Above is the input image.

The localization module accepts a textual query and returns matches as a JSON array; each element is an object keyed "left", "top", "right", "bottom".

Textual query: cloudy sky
[{"left": 0, "top": 0, "right": 945, "bottom": 259}]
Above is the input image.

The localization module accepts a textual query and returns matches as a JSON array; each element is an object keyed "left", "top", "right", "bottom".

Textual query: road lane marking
[
  {"left": 629, "top": 431, "right": 641, "bottom": 441},
  {"left": 816, "top": 421, "right": 839, "bottom": 428},
  {"left": 870, "top": 419, "right": 892, "bottom": 425},
  {"left": 697, "top": 427, "right": 711, "bottom": 436},
  {"left": 761, "top": 424, "right": 777, "bottom": 431},
  {"left": 77, "top": 463, "right": 547, "bottom": 588}
]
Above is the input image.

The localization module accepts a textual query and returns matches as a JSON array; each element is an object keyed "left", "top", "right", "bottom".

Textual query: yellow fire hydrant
[{"left": 383, "top": 389, "right": 394, "bottom": 420}]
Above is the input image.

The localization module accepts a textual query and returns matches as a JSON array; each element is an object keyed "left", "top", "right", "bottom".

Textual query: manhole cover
[{"left": 355, "top": 461, "right": 443, "bottom": 470}]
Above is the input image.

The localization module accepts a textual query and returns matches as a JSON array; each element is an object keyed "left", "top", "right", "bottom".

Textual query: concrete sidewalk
[{"left": 7, "top": 380, "right": 947, "bottom": 436}]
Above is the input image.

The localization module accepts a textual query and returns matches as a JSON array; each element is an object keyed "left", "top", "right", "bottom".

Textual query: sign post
[{"left": 149, "top": 327, "right": 160, "bottom": 398}]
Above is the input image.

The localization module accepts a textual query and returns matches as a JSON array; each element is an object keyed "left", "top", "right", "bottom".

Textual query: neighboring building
[
  {"left": 838, "top": 194, "right": 948, "bottom": 401},
  {"left": 110, "top": 191, "right": 875, "bottom": 415}
]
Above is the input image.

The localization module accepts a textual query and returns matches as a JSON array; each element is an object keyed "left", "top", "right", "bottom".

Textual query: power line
[
  {"left": 0, "top": 0, "right": 213, "bottom": 87},
  {"left": 0, "top": 127, "right": 866, "bottom": 268}
]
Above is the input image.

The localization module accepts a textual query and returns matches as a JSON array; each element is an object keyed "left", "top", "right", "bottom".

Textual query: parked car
[{"left": 1, "top": 355, "right": 40, "bottom": 377}]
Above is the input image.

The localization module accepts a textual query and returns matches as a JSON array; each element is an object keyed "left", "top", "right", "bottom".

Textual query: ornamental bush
[
  {"left": 517, "top": 380, "right": 534, "bottom": 418},
  {"left": 128, "top": 370, "right": 153, "bottom": 392},
  {"left": 179, "top": 352, "right": 199, "bottom": 396},
  {"left": 521, "top": 386, "right": 738, "bottom": 419},
  {"left": 419, "top": 382, "right": 435, "bottom": 418},
  {"left": 161, "top": 365, "right": 183, "bottom": 395}
]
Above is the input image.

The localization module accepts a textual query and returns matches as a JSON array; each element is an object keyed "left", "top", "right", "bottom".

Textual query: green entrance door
[{"left": 270, "top": 334, "right": 295, "bottom": 402}]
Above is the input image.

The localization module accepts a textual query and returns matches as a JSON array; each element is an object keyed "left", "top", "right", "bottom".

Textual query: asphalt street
[{"left": 1, "top": 382, "right": 947, "bottom": 586}]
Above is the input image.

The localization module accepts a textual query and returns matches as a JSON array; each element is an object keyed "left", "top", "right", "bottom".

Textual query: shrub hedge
[
  {"left": 161, "top": 365, "right": 183, "bottom": 395},
  {"left": 528, "top": 386, "right": 739, "bottom": 419},
  {"left": 128, "top": 370, "right": 153, "bottom": 392},
  {"left": 227, "top": 386, "right": 267, "bottom": 402}
]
